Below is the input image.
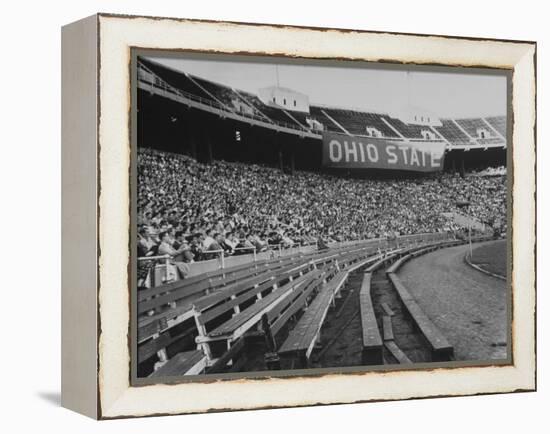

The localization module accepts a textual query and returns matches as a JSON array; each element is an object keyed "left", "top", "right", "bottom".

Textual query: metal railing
[
  {"left": 136, "top": 233, "right": 456, "bottom": 286},
  {"left": 137, "top": 240, "right": 317, "bottom": 269},
  {"left": 137, "top": 254, "right": 173, "bottom": 286},
  {"left": 233, "top": 246, "right": 257, "bottom": 261},
  {"left": 137, "top": 254, "right": 171, "bottom": 261}
]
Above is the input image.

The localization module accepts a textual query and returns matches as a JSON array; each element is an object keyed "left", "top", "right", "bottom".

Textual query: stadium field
[{"left": 470, "top": 239, "right": 507, "bottom": 277}]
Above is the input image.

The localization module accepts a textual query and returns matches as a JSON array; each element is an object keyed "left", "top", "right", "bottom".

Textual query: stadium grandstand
[
  {"left": 135, "top": 56, "right": 508, "bottom": 378},
  {"left": 137, "top": 58, "right": 506, "bottom": 170}
]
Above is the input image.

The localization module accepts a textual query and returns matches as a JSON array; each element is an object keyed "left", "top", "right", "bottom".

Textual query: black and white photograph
[
  {"left": 134, "top": 52, "right": 509, "bottom": 380},
  {"left": 1, "top": 0, "right": 545, "bottom": 427}
]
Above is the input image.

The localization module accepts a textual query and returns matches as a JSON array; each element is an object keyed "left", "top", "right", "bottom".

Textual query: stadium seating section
[
  {"left": 188, "top": 75, "right": 239, "bottom": 109},
  {"left": 485, "top": 116, "right": 507, "bottom": 137},
  {"left": 137, "top": 148, "right": 507, "bottom": 257},
  {"left": 282, "top": 109, "right": 310, "bottom": 128},
  {"left": 138, "top": 59, "right": 506, "bottom": 148},
  {"left": 433, "top": 119, "right": 472, "bottom": 146},
  {"left": 314, "top": 107, "right": 398, "bottom": 137},
  {"left": 234, "top": 90, "right": 305, "bottom": 128},
  {"left": 137, "top": 234, "right": 478, "bottom": 375},
  {"left": 455, "top": 118, "right": 496, "bottom": 138},
  {"left": 383, "top": 115, "right": 433, "bottom": 139},
  {"left": 140, "top": 58, "right": 214, "bottom": 103}
]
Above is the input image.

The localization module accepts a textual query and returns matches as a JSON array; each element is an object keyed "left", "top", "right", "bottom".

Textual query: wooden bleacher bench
[
  {"left": 206, "top": 338, "right": 246, "bottom": 374},
  {"left": 138, "top": 237, "right": 456, "bottom": 375},
  {"left": 311, "top": 244, "right": 372, "bottom": 269},
  {"left": 364, "top": 248, "right": 403, "bottom": 273},
  {"left": 381, "top": 302, "right": 395, "bottom": 317},
  {"left": 387, "top": 273, "right": 454, "bottom": 361},
  {"left": 138, "top": 256, "right": 301, "bottom": 315},
  {"left": 138, "top": 322, "right": 196, "bottom": 364},
  {"left": 346, "top": 252, "right": 386, "bottom": 273},
  {"left": 149, "top": 349, "right": 207, "bottom": 378},
  {"left": 267, "top": 269, "right": 325, "bottom": 336},
  {"left": 138, "top": 260, "right": 263, "bottom": 307},
  {"left": 193, "top": 260, "right": 312, "bottom": 315},
  {"left": 138, "top": 256, "right": 312, "bottom": 344},
  {"left": 202, "top": 271, "right": 326, "bottom": 373},
  {"left": 206, "top": 271, "right": 316, "bottom": 340},
  {"left": 385, "top": 253, "right": 412, "bottom": 274},
  {"left": 338, "top": 249, "right": 372, "bottom": 271},
  {"left": 138, "top": 250, "right": 310, "bottom": 315},
  {"left": 138, "top": 303, "right": 196, "bottom": 344},
  {"left": 193, "top": 262, "right": 316, "bottom": 349},
  {"left": 137, "top": 264, "right": 269, "bottom": 333},
  {"left": 138, "top": 307, "right": 204, "bottom": 377},
  {"left": 139, "top": 245, "right": 372, "bottom": 372},
  {"left": 138, "top": 272, "right": 206, "bottom": 304},
  {"left": 383, "top": 242, "right": 441, "bottom": 274},
  {"left": 278, "top": 270, "right": 349, "bottom": 366},
  {"left": 382, "top": 315, "right": 394, "bottom": 341},
  {"left": 383, "top": 242, "right": 440, "bottom": 274},
  {"left": 384, "top": 341, "right": 412, "bottom": 364},
  {"left": 384, "top": 239, "right": 465, "bottom": 274},
  {"left": 137, "top": 260, "right": 311, "bottom": 368},
  {"left": 366, "top": 256, "right": 390, "bottom": 273},
  {"left": 359, "top": 273, "right": 383, "bottom": 365}
]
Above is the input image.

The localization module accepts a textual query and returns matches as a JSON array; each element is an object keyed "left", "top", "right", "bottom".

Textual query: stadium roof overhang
[{"left": 138, "top": 80, "right": 323, "bottom": 140}]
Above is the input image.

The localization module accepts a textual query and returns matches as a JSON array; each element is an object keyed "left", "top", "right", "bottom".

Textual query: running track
[{"left": 398, "top": 241, "right": 508, "bottom": 361}]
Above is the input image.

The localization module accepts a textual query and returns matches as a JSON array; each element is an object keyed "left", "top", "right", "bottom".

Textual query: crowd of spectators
[{"left": 137, "top": 148, "right": 506, "bottom": 264}]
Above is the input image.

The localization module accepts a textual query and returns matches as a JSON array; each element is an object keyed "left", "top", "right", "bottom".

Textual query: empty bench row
[
  {"left": 139, "top": 234, "right": 464, "bottom": 376},
  {"left": 139, "top": 243, "right": 382, "bottom": 376},
  {"left": 358, "top": 240, "right": 464, "bottom": 366}
]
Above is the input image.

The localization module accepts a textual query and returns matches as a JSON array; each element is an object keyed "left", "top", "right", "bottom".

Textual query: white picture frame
[{"left": 61, "top": 13, "right": 536, "bottom": 419}]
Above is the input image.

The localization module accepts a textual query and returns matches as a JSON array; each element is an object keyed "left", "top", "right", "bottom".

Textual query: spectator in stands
[
  {"left": 317, "top": 236, "right": 329, "bottom": 251},
  {"left": 173, "top": 231, "right": 194, "bottom": 263},
  {"left": 138, "top": 227, "right": 157, "bottom": 257},
  {"left": 198, "top": 232, "right": 223, "bottom": 260},
  {"left": 202, "top": 228, "right": 216, "bottom": 251},
  {"left": 188, "top": 233, "right": 203, "bottom": 261},
  {"left": 250, "top": 232, "right": 268, "bottom": 252},
  {"left": 157, "top": 231, "right": 191, "bottom": 278},
  {"left": 223, "top": 231, "right": 238, "bottom": 254},
  {"left": 137, "top": 148, "right": 506, "bottom": 265}
]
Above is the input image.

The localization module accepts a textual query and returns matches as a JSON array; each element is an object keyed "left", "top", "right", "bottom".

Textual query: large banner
[{"left": 322, "top": 131, "right": 446, "bottom": 172}]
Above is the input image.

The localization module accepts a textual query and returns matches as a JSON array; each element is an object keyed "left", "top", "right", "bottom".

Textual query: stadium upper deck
[{"left": 137, "top": 58, "right": 507, "bottom": 151}]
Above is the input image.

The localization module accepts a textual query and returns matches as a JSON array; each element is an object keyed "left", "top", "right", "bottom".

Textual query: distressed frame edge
[
  {"left": 93, "top": 14, "right": 536, "bottom": 419},
  {"left": 61, "top": 13, "right": 100, "bottom": 419},
  {"left": 94, "top": 11, "right": 537, "bottom": 46}
]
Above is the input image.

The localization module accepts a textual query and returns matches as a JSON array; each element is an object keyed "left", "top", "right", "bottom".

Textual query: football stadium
[{"left": 135, "top": 57, "right": 508, "bottom": 378}]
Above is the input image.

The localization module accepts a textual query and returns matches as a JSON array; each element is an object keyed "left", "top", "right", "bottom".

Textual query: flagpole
[{"left": 469, "top": 223, "right": 473, "bottom": 260}]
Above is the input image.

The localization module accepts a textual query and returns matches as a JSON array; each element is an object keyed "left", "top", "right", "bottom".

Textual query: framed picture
[{"left": 61, "top": 13, "right": 536, "bottom": 419}]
